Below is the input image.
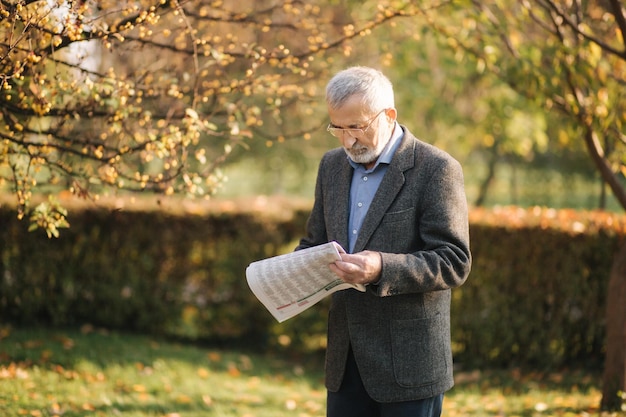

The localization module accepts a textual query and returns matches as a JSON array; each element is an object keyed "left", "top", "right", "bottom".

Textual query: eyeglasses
[{"left": 326, "top": 109, "right": 387, "bottom": 138}]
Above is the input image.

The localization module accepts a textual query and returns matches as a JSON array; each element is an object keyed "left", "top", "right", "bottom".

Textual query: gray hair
[{"left": 325, "top": 66, "right": 395, "bottom": 111}]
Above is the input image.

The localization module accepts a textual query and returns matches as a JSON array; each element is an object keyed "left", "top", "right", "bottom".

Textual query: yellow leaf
[
  {"left": 227, "top": 363, "right": 241, "bottom": 377},
  {"left": 197, "top": 367, "right": 209, "bottom": 379},
  {"left": 185, "top": 108, "right": 199, "bottom": 120},
  {"left": 176, "top": 394, "right": 192, "bottom": 404},
  {"left": 285, "top": 399, "right": 297, "bottom": 410}
]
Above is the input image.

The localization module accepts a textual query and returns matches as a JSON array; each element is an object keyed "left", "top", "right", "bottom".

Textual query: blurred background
[{"left": 1, "top": 0, "right": 625, "bottom": 413}]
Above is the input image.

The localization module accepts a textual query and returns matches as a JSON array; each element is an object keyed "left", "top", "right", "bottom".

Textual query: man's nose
[{"left": 341, "top": 134, "right": 357, "bottom": 148}]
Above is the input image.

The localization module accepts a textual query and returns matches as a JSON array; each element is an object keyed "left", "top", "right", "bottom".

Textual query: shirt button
[
  {"left": 357, "top": 202, "right": 363, "bottom": 207},
  {"left": 363, "top": 176, "right": 368, "bottom": 181},
  {"left": 352, "top": 229, "right": 357, "bottom": 235}
]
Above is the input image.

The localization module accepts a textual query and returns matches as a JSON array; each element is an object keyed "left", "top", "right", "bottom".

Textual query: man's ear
[{"left": 385, "top": 108, "right": 398, "bottom": 122}]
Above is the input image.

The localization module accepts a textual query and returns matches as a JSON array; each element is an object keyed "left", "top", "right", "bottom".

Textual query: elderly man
[{"left": 296, "top": 66, "right": 471, "bottom": 417}]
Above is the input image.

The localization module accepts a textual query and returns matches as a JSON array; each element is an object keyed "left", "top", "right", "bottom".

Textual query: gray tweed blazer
[{"left": 296, "top": 125, "right": 471, "bottom": 402}]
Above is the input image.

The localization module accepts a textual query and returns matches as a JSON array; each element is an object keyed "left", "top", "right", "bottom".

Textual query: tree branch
[
  {"left": 609, "top": 0, "right": 626, "bottom": 51},
  {"left": 537, "top": 0, "right": 626, "bottom": 59}
]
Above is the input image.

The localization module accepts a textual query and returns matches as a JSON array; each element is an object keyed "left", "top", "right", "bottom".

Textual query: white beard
[{"left": 344, "top": 141, "right": 386, "bottom": 165}]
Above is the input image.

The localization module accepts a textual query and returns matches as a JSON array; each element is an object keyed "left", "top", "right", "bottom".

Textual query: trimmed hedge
[
  {"left": 1, "top": 198, "right": 624, "bottom": 369},
  {"left": 0, "top": 197, "right": 309, "bottom": 346},
  {"left": 456, "top": 207, "right": 625, "bottom": 368}
]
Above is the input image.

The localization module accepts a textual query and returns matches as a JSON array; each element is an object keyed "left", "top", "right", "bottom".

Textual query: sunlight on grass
[
  {"left": 0, "top": 327, "right": 623, "bottom": 417},
  {"left": 0, "top": 327, "right": 326, "bottom": 417},
  {"left": 445, "top": 367, "right": 625, "bottom": 417}
]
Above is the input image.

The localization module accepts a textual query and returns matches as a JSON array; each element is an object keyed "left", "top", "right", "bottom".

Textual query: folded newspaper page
[{"left": 246, "top": 241, "right": 366, "bottom": 323}]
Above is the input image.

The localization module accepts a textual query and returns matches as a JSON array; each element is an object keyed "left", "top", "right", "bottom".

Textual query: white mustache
[{"left": 348, "top": 144, "right": 368, "bottom": 153}]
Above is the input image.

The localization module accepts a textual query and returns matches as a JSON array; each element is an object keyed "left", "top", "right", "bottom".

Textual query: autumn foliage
[{"left": 1, "top": 0, "right": 410, "bottom": 236}]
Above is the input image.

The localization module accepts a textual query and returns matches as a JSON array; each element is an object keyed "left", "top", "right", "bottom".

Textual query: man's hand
[{"left": 329, "top": 250, "right": 382, "bottom": 285}]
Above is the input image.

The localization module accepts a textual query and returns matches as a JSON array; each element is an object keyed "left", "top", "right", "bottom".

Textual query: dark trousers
[{"left": 327, "top": 348, "right": 443, "bottom": 417}]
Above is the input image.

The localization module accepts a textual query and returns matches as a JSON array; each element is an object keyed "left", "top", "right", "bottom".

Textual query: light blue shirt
[{"left": 347, "top": 123, "right": 403, "bottom": 253}]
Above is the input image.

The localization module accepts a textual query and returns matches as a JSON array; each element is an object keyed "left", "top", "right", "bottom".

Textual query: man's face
[{"left": 327, "top": 95, "right": 396, "bottom": 168}]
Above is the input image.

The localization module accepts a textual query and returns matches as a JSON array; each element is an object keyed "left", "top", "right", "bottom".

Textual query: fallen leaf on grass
[
  {"left": 227, "top": 362, "right": 241, "bottom": 377},
  {"left": 197, "top": 367, "right": 209, "bottom": 378},
  {"left": 133, "top": 384, "right": 146, "bottom": 393},
  {"left": 285, "top": 399, "right": 297, "bottom": 410},
  {"left": 52, "top": 335, "right": 74, "bottom": 350},
  {"left": 176, "top": 394, "right": 192, "bottom": 404},
  {"left": 0, "top": 326, "right": 11, "bottom": 340},
  {"left": 0, "top": 363, "right": 29, "bottom": 379}
]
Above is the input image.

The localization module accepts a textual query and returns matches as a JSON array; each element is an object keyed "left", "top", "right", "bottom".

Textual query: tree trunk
[
  {"left": 581, "top": 122, "right": 626, "bottom": 210},
  {"left": 474, "top": 148, "right": 498, "bottom": 207},
  {"left": 601, "top": 241, "right": 626, "bottom": 411}
]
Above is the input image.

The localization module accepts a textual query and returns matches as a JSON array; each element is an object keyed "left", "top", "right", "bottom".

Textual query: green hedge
[
  {"left": 0, "top": 198, "right": 309, "bottom": 346},
  {"left": 455, "top": 207, "right": 625, "bottom": 369},
  {"left": 1, "top": 199, "right": 623, "bottom": 369}
]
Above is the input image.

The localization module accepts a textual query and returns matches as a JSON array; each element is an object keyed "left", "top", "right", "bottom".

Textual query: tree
[
  {"left": 411, "top": 0, "right": 625, "bottom": 409},
  {"left": 0, "top": 0, "right": 411, "bottom": 237}
]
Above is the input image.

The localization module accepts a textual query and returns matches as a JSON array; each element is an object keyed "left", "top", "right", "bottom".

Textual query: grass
[{"left": 0, "top": 326, "right": 623, "bottom": 417}]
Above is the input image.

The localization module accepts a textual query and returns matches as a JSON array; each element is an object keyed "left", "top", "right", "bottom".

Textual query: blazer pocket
[
  {"left": 390, "top": 313, "right": 447, "bottom": 388},
  {"left": 378, "top": 208, "right": 416, "bottom": 250},
  {"left": 382, "top": 207, "right": 415, "bottom": 224}
]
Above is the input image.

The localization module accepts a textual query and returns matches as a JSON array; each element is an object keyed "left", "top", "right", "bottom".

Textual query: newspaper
[{"left": 246, "top": 241, "right": 366, "bottom": 323}]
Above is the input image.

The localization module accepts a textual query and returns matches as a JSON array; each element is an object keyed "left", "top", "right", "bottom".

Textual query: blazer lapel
[{"left": 353, "top": 132, "right": 416, "bottom": 252}]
